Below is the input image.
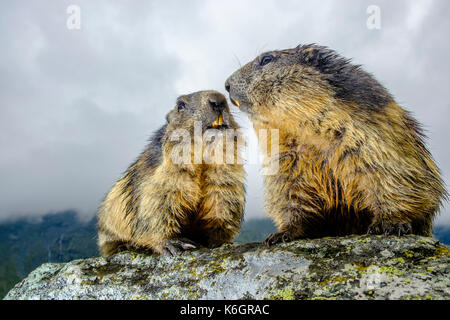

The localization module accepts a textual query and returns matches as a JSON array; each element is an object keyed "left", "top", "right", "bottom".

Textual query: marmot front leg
[
  {"left": 264, "top": 209, "right": 310, "bottom": 246},
  {"left": 197, "top": 205, "right": 244, "bottom": 248},
  {"left": 134, "top": 218, "right": 199, "bottom": 256},
  {"left": 365, "top": 189, "right": 426, "bottom": 236},
  {"left": 137, "top": 219, "right": 198, "bottom": 256},
  {"left": 265, "top": 195, "right": 321, "bottom": 246}
]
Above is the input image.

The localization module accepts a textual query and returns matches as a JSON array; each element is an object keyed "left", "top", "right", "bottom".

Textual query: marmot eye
[
  {"left": 177, "top": 101, "right": 186, "bottom": 111},
  {"left": 260, "top": 55, "right": 274, "bottom": 66}
]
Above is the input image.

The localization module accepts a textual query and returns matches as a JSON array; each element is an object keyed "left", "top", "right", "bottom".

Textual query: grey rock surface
[{"left": 4, "top": 235, "right": 450, "bottom": 300}]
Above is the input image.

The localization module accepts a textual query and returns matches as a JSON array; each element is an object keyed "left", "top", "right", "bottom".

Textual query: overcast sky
[{"left": 1, "top": 0, "right": 449, "bottom": 226}]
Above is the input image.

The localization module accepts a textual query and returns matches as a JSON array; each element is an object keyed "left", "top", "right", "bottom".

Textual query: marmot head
[
  {"left": 225, "top": 44, "right": 393, "bottom": 126},
  {"left": 161, "top": 90, "right": 242, "bottom": 166},
  {"left": 145, "top": 91, "right": 242, "bottom": 168},
  {"left": 166, "top": 90, "right": 238, "bottom": 132}
]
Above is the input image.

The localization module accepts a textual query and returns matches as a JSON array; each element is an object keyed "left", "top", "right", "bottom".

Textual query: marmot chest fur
[{"left": 97, "top": 90, "right": 246, "bottom": 256}]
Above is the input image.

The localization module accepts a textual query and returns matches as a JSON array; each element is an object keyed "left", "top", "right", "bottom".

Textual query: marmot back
[
  {"left": 225, "top": 44, "right": 447, "bottom": 245},
  {"left": 97, "top": 90, "right": 246, "bottom": 256}
]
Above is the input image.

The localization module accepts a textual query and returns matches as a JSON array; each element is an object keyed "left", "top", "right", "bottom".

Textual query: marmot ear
[
  {"left": 296, "top": 43, "right": 322, "bottom": 55},
  {"left": 295, "top": 45, "right": 323, "bottom": 66}
]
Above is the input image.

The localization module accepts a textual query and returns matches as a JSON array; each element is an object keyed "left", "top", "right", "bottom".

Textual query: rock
[{"left": 4, "top": 235, "right": 450, "bottom": 300}]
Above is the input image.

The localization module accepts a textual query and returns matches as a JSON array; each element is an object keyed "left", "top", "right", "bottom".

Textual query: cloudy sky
[{"left": 1, "top": 0, "right": 449, "bottom": 226}]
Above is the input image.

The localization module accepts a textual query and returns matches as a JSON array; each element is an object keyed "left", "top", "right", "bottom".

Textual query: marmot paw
[
  {"left": 178, "top": 237, "right": 200, "bottom": 247},
  {"left": 264, "top": 231, "right": 293, "bottom": 247},
  {"left": 160, "top": 239, "right": 197, "bottom": 256},
  {"left": 367, "top": 221, "right": 412, "bottom": 237}
]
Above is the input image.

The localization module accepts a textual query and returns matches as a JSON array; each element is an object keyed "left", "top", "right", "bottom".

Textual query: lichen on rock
[{"left": 4, "top": 235, "right": 450, "bottom": 300}]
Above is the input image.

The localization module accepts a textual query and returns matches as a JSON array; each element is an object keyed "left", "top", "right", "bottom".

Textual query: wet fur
[
  {"left": 97, "top": 91, "right": 246, "bottom": 256},
  {"left": 226, "top": 44, "right": 447, "bottom": 243}
]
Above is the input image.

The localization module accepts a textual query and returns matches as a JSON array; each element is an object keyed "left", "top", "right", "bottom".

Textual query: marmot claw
[
  {"left": 161, "top": 239, "right": 196, "bottom": 256},
  {"left": 264, "top": 231, "right": 292, "bottom": 247},
  {"left": 367, "top": 221, "right": 412, "bottom": 237}
]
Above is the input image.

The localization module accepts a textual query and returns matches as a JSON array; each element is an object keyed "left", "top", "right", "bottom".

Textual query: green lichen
[
  {"left": 208, "top": 259, "right": 226, "bottom": 274},
  {"left": 426, "top": 246, "right": 450, "bottom": 260},
  {"left": 274, "top": 288, "right": 295, "bottom": 300},
  {"left": 377, "top": 266, "right": 404, "bottom": 277},
  {"left": 354, "top": 262, "right": 371, "bottom": 273},
  {"left": 90, "top": 264, "right": 124, "bottom": 282},
  {"left": 311, "top": 296, "right": 338, "bottom": 300},
  {"left": 318, "top": 276, "right": 350, "bottom": 286},
  {"left": 404, "top": 294, "right": 439, "bottom": 300},
  {"left": 404, "top": 250, "right": 414, "bottom": 258},
  {"left": 396, "top": 257, "right": 405, "bottom": 264}
]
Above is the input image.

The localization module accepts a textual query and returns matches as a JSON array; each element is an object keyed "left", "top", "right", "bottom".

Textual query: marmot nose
[
  {"left": 225, "top": 81, "right": 231, "bottom": 93},
  {"left": 209, "top": 99, "right": 226, "bottom": 112}
]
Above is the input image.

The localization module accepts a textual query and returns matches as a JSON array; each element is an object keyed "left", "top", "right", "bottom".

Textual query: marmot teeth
[{"left": 211, "top": 114, "right": 223, "bottom": 128}]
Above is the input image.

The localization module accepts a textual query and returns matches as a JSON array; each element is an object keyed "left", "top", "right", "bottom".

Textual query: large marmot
[
  {"left": 225, "top": 44, "right": 447, "bottom": 245},
  {"left": 97, "top": 90, "right": 246, "bottom": 256}
]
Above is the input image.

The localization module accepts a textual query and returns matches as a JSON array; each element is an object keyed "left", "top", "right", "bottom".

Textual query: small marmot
[
  {"left": 225, "top": 44, "right": 447, "bottom": 245},
  {"left": 97, "top": 90, "right": 246, "bottom": 256}
]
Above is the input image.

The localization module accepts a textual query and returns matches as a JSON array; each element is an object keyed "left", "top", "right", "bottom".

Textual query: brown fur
[
  {"left": 225, "top": 44, "right": 447, "bottom": 245},
  {"left": 97, "top": 91, "right": 245, "bottom": 256}
]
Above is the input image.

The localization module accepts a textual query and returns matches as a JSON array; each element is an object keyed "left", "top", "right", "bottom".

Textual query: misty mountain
[{"left": 0, "top": 211, "right": 97, "bottom": 298}]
